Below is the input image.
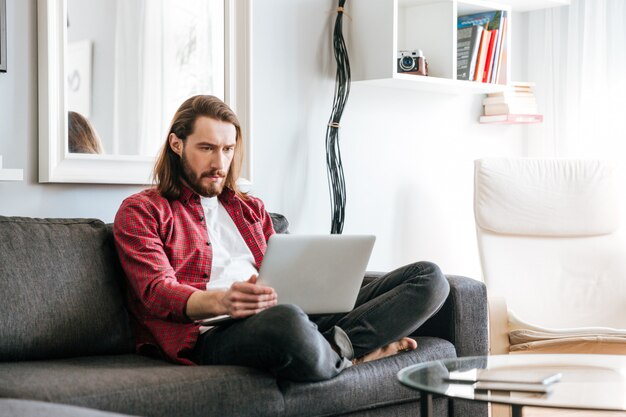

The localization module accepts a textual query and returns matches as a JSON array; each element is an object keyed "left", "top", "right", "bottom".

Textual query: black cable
[{"left": 326, "top": 0, "right": 350, "bottom": 234}]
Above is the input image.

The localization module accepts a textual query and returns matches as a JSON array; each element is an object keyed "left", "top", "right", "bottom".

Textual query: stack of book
[
  {"left": 445, "top": 368, "right": 562, "bottom": 394},
  {"left": 457, "top": 10, "right": 507, "bottom": 84},
  {"left": 480, "top": 81, "right": 544, "bottom": 123}
]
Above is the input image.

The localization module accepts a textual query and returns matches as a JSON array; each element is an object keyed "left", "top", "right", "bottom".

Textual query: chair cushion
[
  {"left": 474, "top": 158, "right": 619, "bottom": 236},
  {"left": 509, "top": 327, "right": 626, "bottom": 354},
  {"left": 0, "top": 217, "right": 133, "bottom": 361},
  {"left": 509, "top": 335, "right": 626, "bottom": 354}
]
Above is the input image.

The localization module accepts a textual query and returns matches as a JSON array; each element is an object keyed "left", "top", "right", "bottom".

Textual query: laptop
[{"left": 200, "top": 234, "right": 376, "bottom": 326}]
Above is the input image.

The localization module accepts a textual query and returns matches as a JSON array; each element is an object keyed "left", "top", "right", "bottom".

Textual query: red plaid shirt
[{"left": 113, "top": 186, "right": 275, "bottom": 365}]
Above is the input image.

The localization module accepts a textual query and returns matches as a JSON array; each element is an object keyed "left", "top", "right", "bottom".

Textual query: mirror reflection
[
  {"left": 66, "top": 0, "right": 225, "bottom": 156},
  {"left": 68, "top": 111, "right": 104, "bottom": 154}
]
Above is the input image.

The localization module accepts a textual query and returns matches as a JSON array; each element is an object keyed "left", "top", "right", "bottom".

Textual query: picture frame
[{"left": 0, "top": 0, "right": 6, "bottom": 72}]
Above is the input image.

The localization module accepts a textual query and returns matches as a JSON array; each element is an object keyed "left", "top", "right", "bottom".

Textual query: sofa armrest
[
  {"left": 363, "top": 272, "right": 488, "bottom": 357},
  {"left": 413, "top": 275, "right": 488, "bottom": 357},
  {"left": 362, "top": 271, "right": 386, "bottom": 285}
]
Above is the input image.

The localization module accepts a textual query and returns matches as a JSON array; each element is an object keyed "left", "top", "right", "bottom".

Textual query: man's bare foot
[{"left": 352, "top": 337, "right": 418, "bottom": 365}]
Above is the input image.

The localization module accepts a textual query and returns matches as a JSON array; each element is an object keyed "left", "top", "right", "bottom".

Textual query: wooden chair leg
[{"left": 488, "top": 295, "right": 510, "bottom": 355}]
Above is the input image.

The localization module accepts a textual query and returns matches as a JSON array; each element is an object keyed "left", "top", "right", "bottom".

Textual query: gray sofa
[{"left": 0, "top": 215, "right": 488, "bottom": 417}]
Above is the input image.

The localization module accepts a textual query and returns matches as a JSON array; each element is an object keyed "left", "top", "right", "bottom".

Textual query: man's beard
[{"left": 181, "top": 152, "right": 227, "bottom": 198}]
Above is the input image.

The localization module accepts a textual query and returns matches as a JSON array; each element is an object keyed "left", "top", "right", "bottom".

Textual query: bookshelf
[
  {"left": 349, "top": 0, "right": 570, "bottom": 95},
  {"left": 491, "top": 0, "right": 569, "bottom": 12}
]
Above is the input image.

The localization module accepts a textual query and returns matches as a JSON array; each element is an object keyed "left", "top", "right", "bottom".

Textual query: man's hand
[
  {"left": 185, "top": 275, "right": 277, "bottom": 321},
  {"left": 219, "top": 275, "right": 277, "bottom": 318}
]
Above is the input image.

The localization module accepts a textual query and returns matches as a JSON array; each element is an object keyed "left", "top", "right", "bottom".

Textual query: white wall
[
  {"left": 0, "top": 0, "right": 531, "bottom": 280},
  {"left": 251, "top": 1, "right": 530, "bottom": 278}
]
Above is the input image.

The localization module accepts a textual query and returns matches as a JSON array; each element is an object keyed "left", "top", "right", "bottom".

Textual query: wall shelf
[
  {"left": 349, "top": 0, "right": 570, "bottom": 95},
  {"left": 357, "top": 73, "right": 508, "bottom": 95},
  {"left": 488, "top": 0, "right": 570, "bottom": 12},
  {"left": 479, "top": 113, "right": 543, "bottom": 124},
  {"left": 398, "top": 0, "right": 569, "bottom": 9}
]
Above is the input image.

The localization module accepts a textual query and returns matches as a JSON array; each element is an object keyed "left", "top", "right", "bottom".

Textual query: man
[{"left": 113, "top": 95, "right": 450, "bottom": 382}]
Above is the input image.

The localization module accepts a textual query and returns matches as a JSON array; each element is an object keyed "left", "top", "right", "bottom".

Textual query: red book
[
  {"left": 482, "top": 29, "right": 498, "bottom": 83},
  {"left": 474, "top": 30, "right": 492, "bottom": 82}
]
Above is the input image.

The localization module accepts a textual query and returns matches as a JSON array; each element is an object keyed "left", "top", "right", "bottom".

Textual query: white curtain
[
  {"left": 113, "top": 0, "right": 225, "bottom": 156},
  {"left": 526, "top": 0, "right": 626, "bottom": 159}
]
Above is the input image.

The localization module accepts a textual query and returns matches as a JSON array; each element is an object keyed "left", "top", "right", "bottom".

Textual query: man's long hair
[{"left": 153, "top": 95, "right": 246, "bottom": 200}]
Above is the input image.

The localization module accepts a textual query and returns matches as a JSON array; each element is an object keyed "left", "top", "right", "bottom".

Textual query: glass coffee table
[{"left": 398, "top": 354, "right": 626, "bottom": 417}]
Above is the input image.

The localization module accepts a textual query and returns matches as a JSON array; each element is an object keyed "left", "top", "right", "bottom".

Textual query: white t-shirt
[{"left": 200, "top": 196, "right": 258, "bottom": 291}]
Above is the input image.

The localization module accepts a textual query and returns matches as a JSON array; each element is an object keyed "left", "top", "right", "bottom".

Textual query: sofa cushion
[
  {"left": 0, "top": 217, "right": 133, "bottom": 361},
  {"left": 0, "top": 338, "right": 454, "bottom": 417},
  {"left": 279, "top": 337, "right": 456, "bottom": 416},
  {"left": 0, "top": 399, "right": 139, "bottom": 417},
  {"left": 0, "top": 354, "right": 284, "bottom": 417}
]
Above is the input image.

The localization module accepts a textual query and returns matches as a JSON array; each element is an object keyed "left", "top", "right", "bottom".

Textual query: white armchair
[{"left": 474, "top": 157, "right": 626, "bottom": 355}]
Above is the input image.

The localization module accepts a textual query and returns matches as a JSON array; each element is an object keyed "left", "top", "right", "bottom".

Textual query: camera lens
[{"left": 400, "top": 56, "right": 415, "bottom": 71}]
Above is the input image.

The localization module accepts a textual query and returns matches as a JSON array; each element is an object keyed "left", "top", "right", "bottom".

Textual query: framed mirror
[{"left": 37, "top": 0, "right": 252, "bottom": 184}]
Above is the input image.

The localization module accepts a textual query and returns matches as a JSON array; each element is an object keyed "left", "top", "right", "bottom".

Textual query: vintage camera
[{"left": 397, "top": 50, "right": 428, "bottom": 75}]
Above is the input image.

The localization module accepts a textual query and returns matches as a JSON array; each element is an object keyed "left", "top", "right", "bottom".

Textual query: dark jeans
[{"left": 190, "top": 261, "right": 449, "bottom": 382}]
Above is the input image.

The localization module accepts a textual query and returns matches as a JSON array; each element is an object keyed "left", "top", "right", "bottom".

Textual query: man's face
[{"left": 169, "top": 116, "right": 237, "bottom": 198}]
